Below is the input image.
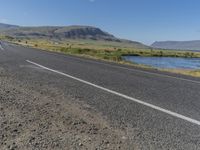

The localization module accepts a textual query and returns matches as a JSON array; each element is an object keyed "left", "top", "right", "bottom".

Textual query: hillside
[
  {"left": 1, "top": 26, "right": 116, "bottom": 40},
  {"left": 0, "top": 24, "right": 148, "bottom": 49},
  {"left": 151, "top": 41, "right": 200, "bottom": 51},
  {"left": 0, "top": 23, "right": 19, "bottom": 31}
]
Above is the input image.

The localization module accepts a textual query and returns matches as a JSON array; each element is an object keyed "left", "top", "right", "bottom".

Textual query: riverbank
[{"left": 2, "top": 38, "right": 200, "bottom": 77}]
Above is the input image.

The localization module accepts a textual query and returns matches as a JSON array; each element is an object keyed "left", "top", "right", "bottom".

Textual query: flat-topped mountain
[
  {"left": 0, "top": 23, "right": 148, "bottom": 48},
  {"left": 2, "top": 25, "right": 117, "bottom": 41},
  {"left": 152, "top": 41, "right": 200, "bottom": 51}
]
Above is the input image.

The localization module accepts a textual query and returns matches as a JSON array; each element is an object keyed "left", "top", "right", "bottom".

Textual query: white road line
[
  {"left": 0, "top": 44, "right": 4, "bottom": 50},
  {"left": 64, "top": 55, "right": 200, "bottom": 84},
  {"left": 27, "top": 60, "right": 200, "bottom": 126}
]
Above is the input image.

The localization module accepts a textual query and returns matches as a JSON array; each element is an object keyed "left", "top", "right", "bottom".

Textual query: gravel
[{"left": 0, "top": 66, "right": 131, "bottom": 150}]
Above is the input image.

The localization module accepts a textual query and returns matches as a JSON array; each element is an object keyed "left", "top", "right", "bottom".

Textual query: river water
[{"left": 123, "top": 56, "right": 200, "bottom": 70}]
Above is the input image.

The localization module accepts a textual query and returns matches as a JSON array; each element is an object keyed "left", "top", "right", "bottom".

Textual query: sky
[{"left": 0, "top": 0, "right": 200, "bottom": 45}]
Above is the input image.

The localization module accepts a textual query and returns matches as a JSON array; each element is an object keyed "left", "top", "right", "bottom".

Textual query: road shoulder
[{"left": 0, "top": 66, "right": 133, "bottom": 150}]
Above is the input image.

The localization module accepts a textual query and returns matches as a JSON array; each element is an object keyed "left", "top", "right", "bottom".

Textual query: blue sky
[{"left": 0, "top": 0, "right": 200, "bottom": 45}]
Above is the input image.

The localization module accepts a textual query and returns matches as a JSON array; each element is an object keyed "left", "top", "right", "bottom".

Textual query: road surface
[{"left": 1, "top": 41, "right": 200, "bottom": 149}]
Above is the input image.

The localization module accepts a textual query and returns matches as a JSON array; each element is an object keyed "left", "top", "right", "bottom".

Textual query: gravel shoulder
[{"left": 0, "top": 66, "right": 133, "bottom": 150}]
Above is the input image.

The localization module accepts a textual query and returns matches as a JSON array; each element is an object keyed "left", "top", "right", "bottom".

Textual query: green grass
[{"left": 6, "top": 38, "right": 200, "bottom": 58}]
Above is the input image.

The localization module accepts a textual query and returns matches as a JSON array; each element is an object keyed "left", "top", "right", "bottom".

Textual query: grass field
[{"left": 1, "top": 36, "right": 200, "bottom": 77}]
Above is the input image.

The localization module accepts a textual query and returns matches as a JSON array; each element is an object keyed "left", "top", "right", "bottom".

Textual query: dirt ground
[{"left": 0, "top": 66, "right": 134, "bottom": 150}]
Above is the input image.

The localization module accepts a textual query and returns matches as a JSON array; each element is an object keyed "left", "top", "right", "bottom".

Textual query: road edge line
[{"left": 26, "top": 60, "right": 200, "bottom": 126}]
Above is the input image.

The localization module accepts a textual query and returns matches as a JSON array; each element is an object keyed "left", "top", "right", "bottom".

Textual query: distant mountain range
[
  {"left": 0, "top": 23, "right": 19, "bottom": 31},
  {"left": 151, "top": 41, "right": 200, "bottom": 51},
  {"left": 0, "top": 23, "right": 148, "bottom": 49}
]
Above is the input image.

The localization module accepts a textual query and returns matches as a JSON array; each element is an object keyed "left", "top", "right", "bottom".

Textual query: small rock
[
  {"left": 79, "top": 143, "right": 83, "bottom": 146},
  {"left": 105, "top": 140, "right": 109, "bottom": 144},
  {"left": 13, "top": 129, "right": 18, "bottom": 133}
]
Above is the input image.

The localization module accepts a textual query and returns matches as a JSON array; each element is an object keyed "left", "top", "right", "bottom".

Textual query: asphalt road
[{"left": 1, "top": 41, "right": 200, "bottom": 149}]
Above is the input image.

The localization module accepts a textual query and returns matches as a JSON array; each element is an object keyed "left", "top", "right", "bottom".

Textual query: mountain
[
  {"left": 151, "top": 41, "right": 200, "bottom": 51},
  {"left": 1, "top": 26, "right": 117, "bottom": 41},
  {"left": 0, "top": 23, "right": 19, "bottom": 31},
  {"left": 0, "top": 23, "right": 148, "bottom": 49}
]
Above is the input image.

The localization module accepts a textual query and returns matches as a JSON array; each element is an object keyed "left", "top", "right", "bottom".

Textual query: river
[{"left": 123, "top": 56, "right": 200, "bottom": 69}]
